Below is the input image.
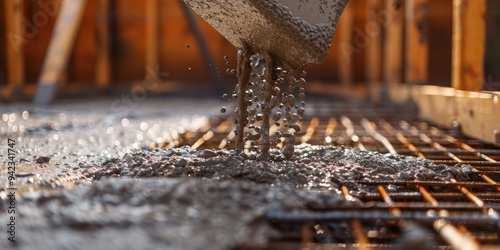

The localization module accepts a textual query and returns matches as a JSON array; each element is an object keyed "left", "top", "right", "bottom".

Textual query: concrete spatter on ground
[
  {"left": 0, "top": 98, "right": 223, "bottom": 185},
  {"left": 0, "top": 99, "right": 477, "bottom": 249},
  {"left": 1, "top": 178, "right": 353, "bottom": 250},
  {"left": 91, "top": 145, "right": 476, "bottom": 195}
]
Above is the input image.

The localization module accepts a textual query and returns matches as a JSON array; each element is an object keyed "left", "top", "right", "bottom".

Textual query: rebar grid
[{"left": 158, "top": 101, "right": 500, "bottom": 249}]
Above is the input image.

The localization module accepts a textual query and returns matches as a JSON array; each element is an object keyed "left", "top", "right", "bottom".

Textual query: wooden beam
[
  {"left": 96, "top": 0, "right": 111, "bottom": 89},
  {"left": 4, "top": 0, "right": 25, "bottom": 93},
  {"left": 452, "top": 0, "right": 486, "bottom": 91},
  {"left": 411, "top": 86, "right": 500, "bottom": 146},
  {"left": 427, "top": 0, "right": 453, "bottom": 87},
  {"left": 337, "top": 0, "right": 354, "bottom": 92},
  {"left": 307, "top": 81, "right": 369, "bottom": 100},
  {"left": 351, "top": 0, "right": 367, "bottom": 83},
  {"left": 371, "top": 82, "right": 500, "bottom": 146},
  {"left": 405, "top": 0, "right": 428, "bottom": 84},
  {"left": 454, "top": 91, "right": 500, "bottom": 146},
  {"left": 366, "top": 0, "right": 383, "bottom": 83},
  {"left": 34, "top": 0, "right": 87, "bottom": 104},
  {"left": 146, "top": 0, "right": 159, "bottom": 80},
  {"left": 383, "top": 0, "right": 404, "bottom": 85}
]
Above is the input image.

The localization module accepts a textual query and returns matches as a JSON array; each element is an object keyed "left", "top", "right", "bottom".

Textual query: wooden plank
[
  {"left": 410, "top": 85, "right": 457, "bottom": 128},
  {"left": 34, "top": 0, "right": 87, "bottom": 104},
  {"left": 146, "top": 0, "right": 159, "bottom": 81},
  {"left": 307, "top": 81, "right": 369, "bottom": 100},
  {"left": 69, "top": 0, "right": 99, "bottom": 84},
  {"left": 484, "top": 0, "right": 500, "bottom": 90},
  {"left": 411, "top": 86, "right": 500, "bottom": 146},
  {"left": 23, "top": 1, "right": 59, "bottom": 85},
  {"left": 337, "top": 0, "right": 354, "bottom": 92},
  {"left": 351, "top": 0, "right": 367, "bottom": 83},
  {"left": 427, "top": 0, "right": 452, "bottom": 87},
  {"left": 0, "top": 3, "right": 7, "bottom": 87},
  {"left": 372, "top": 82, "right": 500, "bottom": 146},
  {"left": 454, "top": 91, "right": 500, "bottom": 146},
  {"left": 452, "top": 0, "right": 486, "bottom": 91},
  {"left": 4, "top": 0, "right": 25, "bottom": 93},
  {"left": 59, "top": 70, "right": 68, "bottom": 89},
  {"left": 383, "top": 0, "right": 405, "bottom": 85},
  {"left": 112, "top": 2, "right": 145, "bottom": 82},
  {"left": 405, "top": 0, "right": 428, "bottom": 84},
  {"left": 366, "top": 0, "right": 383, "bottom": 83},
  {"left": 96, "top": 0, "right": 111, "bottom": 89}
]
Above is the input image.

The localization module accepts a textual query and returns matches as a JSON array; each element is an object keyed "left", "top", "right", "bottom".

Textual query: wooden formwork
[
  {"left": 0, "top": 0, "right": 241, "bottom": 100},
  {"left": 2, "top": 0, "right": 25, "bottom": 97},
  {"left": 0, "top": 0, "right": 499, "bottom": 145},
  {"left": 376, "top": 0, "right": 499, "bottom": 146},
  {"left": 307, "top": 0, "right": 499, "bottom": 146}
]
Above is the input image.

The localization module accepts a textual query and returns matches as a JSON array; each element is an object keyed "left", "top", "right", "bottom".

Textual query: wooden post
[
  {"left": 383, "top": 0, "right": 404, "bottom": 85},
  {"left": 452, "top": 0, "right": 486, "bottom": 91},
  {"left": 337, "top": 0, "right": 354, "bottom": 92},
  {"left": 146, "top": 0, "right": 159, "bottom": 81},
  {"left": 4, "top": 0, "right": 25, "bottom": 94},
  {"left": 33, "top": 0, "right": 88, "bottom": 104},
  {"left": 366, "top": 0, "right": 383, "bottom": 83},
  {"left": 405, "top": 0, "right": 428, "bottom": 84},
  {"left": 96, "top": 0, "right": 111, "bottom": 89}
]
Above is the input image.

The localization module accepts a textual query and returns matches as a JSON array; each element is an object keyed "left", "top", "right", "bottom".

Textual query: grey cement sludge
[
  {"left": 91, "top": 144, "right": 475, "bottom": 195},
  {"left": 1, "top": 178, "right": 353, "bottom": 250}
]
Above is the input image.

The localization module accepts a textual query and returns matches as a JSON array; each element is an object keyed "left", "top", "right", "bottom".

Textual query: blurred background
[
  {"left": 1, "top": 3, "right": 500, "bottom": 248},
  {"left": 1, "top": 0, "right": 499, "bottom": 103}
]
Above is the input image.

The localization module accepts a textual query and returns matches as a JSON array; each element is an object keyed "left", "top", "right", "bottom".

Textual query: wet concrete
[
  {"left": 91, "top": 145, "right": 475, "bottom": 196},
  {"left": 1, "top": 178, "right": 353, "bottom": 250},
  {"left": 0, "top": 98, "right": 232, "bottom": 249},
  {"left": 0, "top": 98, "right": 476, "bottom": 249},
  {"left": 0, "top": 98, "right": 222, "bottom": 185}
]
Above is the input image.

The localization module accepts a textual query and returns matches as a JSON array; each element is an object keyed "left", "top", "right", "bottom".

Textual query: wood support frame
[
  {"left": 33, "top": 0, "right": 87, "bottom": 104},
  {"left": 337, "top": 0, "right": 354, "bottom": 92},
  {"left": 4, "top": 0, "right": 25, "bottom": 96},
  {"left": 146, "top": 0, "right": 159, "bottom": 81},
  {"left": 383, "top": 0, "right": 404, "bottom": 85},
  {"left": 452, "top": 0, "right": 486, "bottom": 91},
  {"left": 365, "top": 0, "right": 383, "bottom": 84},
  {"left": 96, "top": 0, "right": 111, "bottom": 89},
  {"left": 411, "top": 86, "right": 499, "bottom": 146},
  {"left": 405, "top": 0, "right": 428, "bottom": 84}
]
